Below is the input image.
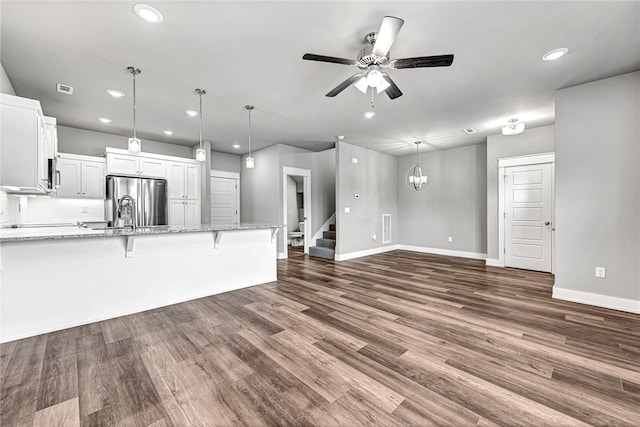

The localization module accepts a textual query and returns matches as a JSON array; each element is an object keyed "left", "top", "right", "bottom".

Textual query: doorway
[
  {"left": 281, "top": 167, "right": 311, "bottom": 259},
  {"left": 498, "top": 153, "right": 555, "bottom": 273},
  {"left": 210, "top": 170, "right": 240, "bottom": 225}
]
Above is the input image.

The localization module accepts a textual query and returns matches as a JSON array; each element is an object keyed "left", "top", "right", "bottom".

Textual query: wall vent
[
  {"left": 56, "top": 83, "right": 74, "bottom": 95},
  {"left": 382, "top": 214, "right": 391, "bottom": 244}
]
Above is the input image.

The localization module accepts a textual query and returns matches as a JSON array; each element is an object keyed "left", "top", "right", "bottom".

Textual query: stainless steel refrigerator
[{"left": 105, "top": 175, "right": 168, "bottom": 227}]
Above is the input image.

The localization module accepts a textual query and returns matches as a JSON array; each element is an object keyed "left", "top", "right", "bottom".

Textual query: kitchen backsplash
[
  {"left": 0, "top": 189, "right": 19, "bottom": 227},
  {"left": 25, "top": 197, "right": 104, "bottom": 224}
]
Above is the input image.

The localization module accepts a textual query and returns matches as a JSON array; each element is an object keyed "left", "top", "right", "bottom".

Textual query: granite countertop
[{"left": 0, "top": 223, "right": 282, "bottom": 243}]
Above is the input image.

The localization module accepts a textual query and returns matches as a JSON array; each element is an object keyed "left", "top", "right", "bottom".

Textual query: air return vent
[
  {"left": 382, "top": 214, "right": 391, "bottom": 244},
  {"left": 56, "top": 83, "right": 74, "bottom": 95}
]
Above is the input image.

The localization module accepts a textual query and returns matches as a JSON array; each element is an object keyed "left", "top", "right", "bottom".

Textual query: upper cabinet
[
  {"left": 56, "top": 153, "right": 105, "bottom": 198},
  {"left": 106, "top": 152, "right": 165, "bottom": 178},
  {"left": 0, "top": 94, "right": 53, "bottom": 194},
  {"left": 167, "top": 161, "right": 200, "bottom": 199}
]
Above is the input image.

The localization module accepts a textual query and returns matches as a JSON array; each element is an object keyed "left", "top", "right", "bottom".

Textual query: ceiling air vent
[{"left": 56, "top": 83, "right": 74, "bottom": 95}]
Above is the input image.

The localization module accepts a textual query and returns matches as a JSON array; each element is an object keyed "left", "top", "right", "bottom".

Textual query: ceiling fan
[{"left": 302, "top": 16, "right": 454, "bottom": 100}]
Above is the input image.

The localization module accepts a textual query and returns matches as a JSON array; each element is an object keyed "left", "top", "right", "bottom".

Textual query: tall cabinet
[{"left": 167, "top": 161, "right": 201, "bottom": 226}]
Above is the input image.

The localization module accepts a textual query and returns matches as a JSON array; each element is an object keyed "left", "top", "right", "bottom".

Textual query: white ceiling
[{"left": 2, "top": 1, "right": 639, "bottom": 156}]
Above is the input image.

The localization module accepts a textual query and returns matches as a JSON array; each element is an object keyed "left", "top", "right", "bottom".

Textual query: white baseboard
[
  {"left": 485, "top": 258, "right": 503, "bottom": 267},
  {"left": 397, "top": 245, "right": 487, "bottom": 260},
  {"left": 335, "top": 245, "right": 398, "bottom": 261},
  {"left": 552, "top": 287, "right": 640, "bottom": 314}
]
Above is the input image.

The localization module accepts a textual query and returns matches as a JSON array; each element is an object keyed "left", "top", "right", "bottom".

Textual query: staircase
[{"left": 309, "top": 223, "right": 336, "bottom": 260}]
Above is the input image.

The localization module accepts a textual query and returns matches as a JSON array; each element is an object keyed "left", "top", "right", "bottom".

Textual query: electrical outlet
[
  {"left": 371, "top": 233, "right": 376, "bottom": 241},
  {"left": 350, "top": 157, "right": 358, "bottom": 164},
  {"left": 595, "top": 267, "right": 606, "bottom": 278},
  {"left": 344, "top": 207, "right": 350, "bottom": 214},
  {"left": 448, "top": 236, "right": 453, "bottom": 242}
]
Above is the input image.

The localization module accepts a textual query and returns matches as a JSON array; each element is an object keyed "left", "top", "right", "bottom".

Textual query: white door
[
  {"left": 210, "top": 176, "right": 238, "bottom": 225},
  {"left": 504, "top": 163, "right": 553, "bottom": 272}
]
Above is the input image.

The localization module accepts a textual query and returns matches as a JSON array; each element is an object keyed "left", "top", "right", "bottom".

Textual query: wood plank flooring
[{"left": 2, "top": 249, "right": 639, "bottom": 426}]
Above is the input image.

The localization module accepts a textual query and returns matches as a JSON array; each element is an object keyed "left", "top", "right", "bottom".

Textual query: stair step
[
  {"left": 329, "top": 223, "right": 336, "bottom": 232},
  {"left": 323, "top": 230, "right": 336, "bottom": 239},
  {"left": 316, "top": 238, "right": 336, "bottom": 249},
  {"left": 309, "top": 245, "right": 335, "bottom": 260}
]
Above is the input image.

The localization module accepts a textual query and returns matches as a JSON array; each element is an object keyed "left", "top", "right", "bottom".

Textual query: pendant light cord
[
  {"left": 199, "top": 91, "right": 203, "bottom": 149},
  {"left": 128, "top": 67, "right": 141, "bottom": 140},
  {"left": 246, "top": 105, "right": 254, "bottom": 158}
]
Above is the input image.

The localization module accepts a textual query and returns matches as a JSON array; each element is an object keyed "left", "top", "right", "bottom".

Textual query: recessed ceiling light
[
  {"left": 463, "top": 128, "right": 476, "bottom": 134},
  {"left": 364, "top": 111, "right": 375, "bottom": 119},
  {"left": 98, "top": 117, "right": 112, "bottom": 124},
  {"left": 185, "top": 109, "right": 198, "bottom": 117},
  {"left": 163, "top": 130, "right": 174, "bottom": 136},
  {"left": 106, "top": 89, "right": 125, "bottom": 98},
  {"left": 232, "top": 144, "right": 241, "bottom": 149},
  {"left": 133, "top": 4, "right": 163, "bottom": 23},
  {"left": 542, "top": 48, "right": 569, "bottom": 61}
]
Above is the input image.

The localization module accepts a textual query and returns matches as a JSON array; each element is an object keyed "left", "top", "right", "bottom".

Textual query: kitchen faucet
[{"left": 116, "top": 195, "right": 137, "bottom": 230}]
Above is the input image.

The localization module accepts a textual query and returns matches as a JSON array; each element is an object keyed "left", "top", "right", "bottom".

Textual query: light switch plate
[
  {"left": 344, "top": 207, "right": 350, "bottom": 214},
  {"left": 595, "top": 267, "right": 606, "bottom": 278},
  {"left": 350, "top": 157, "right": 358, "bottom": 164}
]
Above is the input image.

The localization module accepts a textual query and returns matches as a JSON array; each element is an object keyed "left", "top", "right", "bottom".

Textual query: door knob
[{"left": 545, "top": 221, "right": 550, "bottom": 225}]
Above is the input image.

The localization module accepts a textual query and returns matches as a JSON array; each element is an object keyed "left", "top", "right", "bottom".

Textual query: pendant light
[
  {"left": 245, "top": 105, "right": 255, "bottom": 169},
  {"left": 195, "top": 88, "right": 207, "bottom": 162},
  {"left": 405, "top": 141, "right": 429, "bottom": 191},
  {"left": 127, "top": 66, "right": 142, "bottom": 153}
]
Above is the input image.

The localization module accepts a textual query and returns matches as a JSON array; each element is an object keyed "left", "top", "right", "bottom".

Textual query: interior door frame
[
  {"left": 281, "top": 166, "right": 311, "bottom": 259},
  {"left": 210, "top": 169, "right": 240, "bottom": 225},
  {"left": 497, "top": 152, "right": 555, "bottom": 272}
]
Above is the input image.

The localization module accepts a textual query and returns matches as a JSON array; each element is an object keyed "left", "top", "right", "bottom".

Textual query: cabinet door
[
  {"left": 167, "top": 162, "right": 185, "bottom": 198},
  {"left": 107, "top": 154, "right": 139, "bottom": 176},
  {"left": 140, "top": 158, "right": 166, "bottom": 178},
  {"left": 56, "top": 158, "right": 81, "bottom": 198},
  {"left": 81, "top": 161, "right": 105, "bottom": 198},
  {"left": 184, "top": 164, "right": 200, "bottom": 199},
  {"left": 184, "top": 200, "right": 201, "bottom": 226},
  {"left": 168, "top": 199, "right": 186, "bottom": 226}
]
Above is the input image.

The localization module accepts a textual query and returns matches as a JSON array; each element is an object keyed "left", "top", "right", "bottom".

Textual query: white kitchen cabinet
[
  {"left": 169, "top": 199, "right": 201, "bottom": 226},
  {"left": 56, "top": 154, "right": 105, "bottom": 198},
  {"left": 106, "top": 153, "right": 165, "bottom": 178},
  {"left": 168, "top": 160, "right": 201, "bottom": 226},
  {"left": 0, "top": 94, "right": 51, "bottom": 194}
]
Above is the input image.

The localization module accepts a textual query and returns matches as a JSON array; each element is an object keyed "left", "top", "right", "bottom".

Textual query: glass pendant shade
[
  {"left": 405, "top": 141, "right": 429, "bottom": 191},
  {"left": 128, "top": 137, "right": 141, "bottom": 153},
  {"left": 366, "top": 69, "right": 384, "bottom": 87},
  {"left": 354, "top": 77, "right": 368, "bottom": 94},
  {"left": 245, "top": 105, "right": 255, "bottom": 169},
  {"left": 246, "top": 156, "right": 255, "bottom": 169},
  {"left": 195, "top": 148, "right": 206, "bottom": 162},
  {"left": 195, "top": 88, "right": 207, "bottom": 162}
]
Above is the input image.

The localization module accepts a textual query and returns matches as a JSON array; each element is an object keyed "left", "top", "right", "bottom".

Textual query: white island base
[{"left": 0, "top": 228, "right": 277, "bottom": 343}]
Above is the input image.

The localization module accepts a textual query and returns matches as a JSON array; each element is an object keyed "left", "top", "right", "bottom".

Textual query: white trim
[
  {"left": 210, "top": 169, "right": 240, "bottom": 180},
  {"left": 281, "top": 166, "right": 312, "bottom": 259},
  {"left": 335, "top": 245, "right": 397, "bottom": 261},
  {"left": 485, "top": 258, "right": 502, "bottom": 267},
  {"left": 58, "top": 152, "right": 105, "bottom": 163},
  {"left": 552, "top": 287, "right": 640, "bottom": 314},
  {"left": 497, "top": 152, "right": 555, "bottom": 272},
  {"left": 105, "top": 146, "right": 199, "bottom": 164},
  {"left": 498, "top": 152, "right": 555, "bottom": 168},
  {"left": 397, "top": 245, "right": 487, "bottom": 260}
]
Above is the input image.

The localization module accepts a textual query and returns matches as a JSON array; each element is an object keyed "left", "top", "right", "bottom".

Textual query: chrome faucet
[{"left": 117, "top": 195, "right": 137, "bottom": 230}]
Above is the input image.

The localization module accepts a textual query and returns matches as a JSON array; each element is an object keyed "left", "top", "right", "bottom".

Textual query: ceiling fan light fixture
[
  {"left": 376, "top": 78, "right": 391, "bottom": 93},
  {"left": 133, "top": 4, "right": 163, "bottom": 24},
  {"left": 366, "top": 69, "right": 384, "bottom": 87},
  {"left": 502, "top": 118, "right": 525, "bottom": 136},
  {"left": 354, "top": 77, "right": 368, "bottom": 94}
]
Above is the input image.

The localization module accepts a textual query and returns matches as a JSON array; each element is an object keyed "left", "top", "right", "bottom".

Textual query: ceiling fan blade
[
  {"left": 326, "top": 73, "right": 365, "bottom": 97},
  {"left": 383, "top": 75, "right": 403, "bottom": 100},
  {"left": 302, "top": 53, "right": 357, "bottom": 66},
  {"left": 389, "top": 54, "right": 454, "bottom": 69},
  {"left": 372, "top": 16, "right": 404, "bottom": 57}
]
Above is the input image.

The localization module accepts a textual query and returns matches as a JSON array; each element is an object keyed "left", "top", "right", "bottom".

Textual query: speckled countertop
[{"left": 0, "top": 223, "right": 282, "bottom": 243}]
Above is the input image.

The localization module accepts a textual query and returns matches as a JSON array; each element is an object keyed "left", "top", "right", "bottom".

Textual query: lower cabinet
[
  {"left": 56, "top": 154, "right": 105, "bottom": 198},
  {"left": 169, "top": 199, "right": 200, "bottom": 226}
]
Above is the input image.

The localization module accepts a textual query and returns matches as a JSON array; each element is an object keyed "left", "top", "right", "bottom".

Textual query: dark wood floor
[{"left": 2, "top": 250, "right": 639, "bottom": 426}]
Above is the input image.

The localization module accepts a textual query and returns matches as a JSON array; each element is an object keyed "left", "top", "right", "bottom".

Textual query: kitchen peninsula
[{"left": 0, "top": 223, "right": 280, "bottom": 343}]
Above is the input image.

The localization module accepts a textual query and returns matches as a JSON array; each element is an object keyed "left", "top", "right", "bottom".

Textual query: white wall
[
  {"left": 554, "top": 71, "right": 640, "bottom": 312},
  {"left": 398, "top": 143, "right": 487, "bottom": 256},
  {"left": 336, "top": 141, "right": 398, "bottom": 257},
  {"left": 486, "top": 125, "right": 555, "bottom": 260},
  {"left": 240, "top": 145, "right": 281, "bottom": 224},
  {"left": 212, "top": 151, "right": 241, "bottom": 173},
  {"left": 0, "top": 62, "right": 16, "bottom": 95}
]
